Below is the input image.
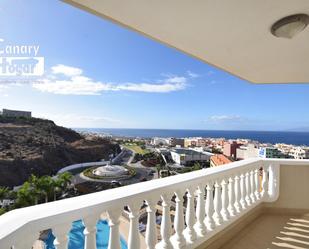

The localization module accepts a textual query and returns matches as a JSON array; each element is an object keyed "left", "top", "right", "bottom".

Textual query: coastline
[{"left": 75, "top": 128, "right": 309, "bottom": 146}]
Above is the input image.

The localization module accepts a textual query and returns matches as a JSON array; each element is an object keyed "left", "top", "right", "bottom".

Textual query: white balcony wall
[{"left": 0, "top": 158, "right": 308, "bottom": 249}]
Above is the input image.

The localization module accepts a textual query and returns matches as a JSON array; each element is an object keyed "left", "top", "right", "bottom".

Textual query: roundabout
[
  {"left": 82, "top": 163, "right": 136, "bottom": 182},
  {"left": 93, "top": 165, "right": 129, "bottom": 177}
]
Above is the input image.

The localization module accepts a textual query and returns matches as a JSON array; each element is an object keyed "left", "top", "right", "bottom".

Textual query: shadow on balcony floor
[{"left": 220, "top": 212, "right": 309, "bottom": 249}]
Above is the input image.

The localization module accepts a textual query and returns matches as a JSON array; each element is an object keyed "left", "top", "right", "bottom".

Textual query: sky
[{"left": 0, "top": 0, "right": 309, "bottom": 131}]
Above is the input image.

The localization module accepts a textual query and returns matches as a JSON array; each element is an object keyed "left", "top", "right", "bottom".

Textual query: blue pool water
[{"left": 45, "top": 220, "right": 127, "bottom": 249}]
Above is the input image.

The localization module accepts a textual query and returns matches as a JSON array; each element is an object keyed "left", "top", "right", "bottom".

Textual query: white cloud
[
  {"left": 51, "top": 64, "right": 83, "bottom": 77},
  {"left": 37, "top": 113, "right": 121, "bottom": 128},
  {"left": 187, "top": 71, "right": 199, "bottom": 78},
  {"left": 33, "top": 65, "right": 189, "bottom": 95},
  {"left": 208, "top": 115, "right": 243, "bottom": 122}
]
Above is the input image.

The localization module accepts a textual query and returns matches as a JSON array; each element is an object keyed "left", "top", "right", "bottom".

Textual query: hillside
[{"left": 0, "top": 116, "right": 120, "bottom": 187}]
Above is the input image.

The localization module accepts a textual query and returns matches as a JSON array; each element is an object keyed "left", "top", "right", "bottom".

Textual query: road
[{"left": 72, "top": 147, "right": 158, "bottom": 185}]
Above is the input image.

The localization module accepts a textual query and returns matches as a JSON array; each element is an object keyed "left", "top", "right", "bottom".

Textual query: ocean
[{"left": 75, "top": 128, "right": 309, "bottom": 146}]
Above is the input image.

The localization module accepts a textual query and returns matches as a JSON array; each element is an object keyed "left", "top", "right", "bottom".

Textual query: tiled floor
[{"left": 220, "top": 213, "right": 309, "bottom": 249}]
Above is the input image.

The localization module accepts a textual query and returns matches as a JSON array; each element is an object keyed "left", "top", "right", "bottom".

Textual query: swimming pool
[{"left": 44, "top": 220, "right": 127, "bottom": 249}]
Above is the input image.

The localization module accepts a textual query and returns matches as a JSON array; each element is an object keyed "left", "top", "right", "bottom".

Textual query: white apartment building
[
  {"left": 151, "top": 137, "right": 170, "bottom": 146},
  {"left": 288, "top": 147, "right": 307, "bottom": 159},
  {"left": 236, "top": 143, "right": 259, "bottom": 160},
  {"left": 170, "top": 148, "right": 213, "bottom": 165}
]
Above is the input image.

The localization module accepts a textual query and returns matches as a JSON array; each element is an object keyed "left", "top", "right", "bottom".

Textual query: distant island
[{"left": 0, "top": 115, "right": 120, "bottom": 187}]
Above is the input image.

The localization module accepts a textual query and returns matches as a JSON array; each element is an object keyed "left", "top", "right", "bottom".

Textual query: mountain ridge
[{"left": 0, "top": 116, "right": 120, "bottom": 187}]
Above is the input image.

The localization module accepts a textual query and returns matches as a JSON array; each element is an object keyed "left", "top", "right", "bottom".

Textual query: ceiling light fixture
[{"left": 271, "top": 14, "right": 309, "bottom": 39}]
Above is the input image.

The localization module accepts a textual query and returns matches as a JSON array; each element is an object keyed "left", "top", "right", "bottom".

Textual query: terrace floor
[{"left": 220, "top": 212, "right": 309, "bottom": 249}]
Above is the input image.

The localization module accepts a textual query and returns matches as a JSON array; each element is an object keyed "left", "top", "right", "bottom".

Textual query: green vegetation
[
  {"left": 122, "top": 142, "right": 150, "bottom": 155},
  {"left": 83, "top": 166, "right": 136, "bottom": 180},
  {"left": 173, "top": 162, "right": 203, "bottom": 174},
  {"left": 0, "top": 172, "right": 73, "bottom": 215}
]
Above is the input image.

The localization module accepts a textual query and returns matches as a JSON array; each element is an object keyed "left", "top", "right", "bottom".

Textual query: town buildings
[
  {"left": 210, "top": 154, "right": 232, "bottom": 167},
  {"left": 170, "top": 148, "right": 213, "bottom": 165},
  {"left": 258, "top": 147, "right": 288, "bottom": 158},
  {"left": 170, "top": 138, "right": 184, "bottom": 147},
  {"left": 151, "top": 137, "right": 170, "bottom": 146},
  {"left": 223, "top": 141, "right": 241, "bottom": 160},
  {"left": 236, "top": 143, "right": 259, "bottom": 160}
]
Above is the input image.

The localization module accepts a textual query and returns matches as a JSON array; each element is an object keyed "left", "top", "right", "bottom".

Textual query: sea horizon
[{"left": 74, "top": 128, "right": 309, "bottom": 146}]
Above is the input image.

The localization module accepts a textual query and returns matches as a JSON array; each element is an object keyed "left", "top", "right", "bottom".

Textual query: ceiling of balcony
[{"left": 64, "top": 0, "right": 309, "bottom": 84}]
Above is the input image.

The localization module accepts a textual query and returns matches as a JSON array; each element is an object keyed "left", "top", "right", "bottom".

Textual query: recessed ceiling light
[{"left": 271, "top": 14, "right": 309, "bottom": 39}]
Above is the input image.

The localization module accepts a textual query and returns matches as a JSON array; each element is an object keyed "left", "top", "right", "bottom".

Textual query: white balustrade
[
  {"left": 128, "top": 203, "right": 141, "bottom": 249},
  {"left": 213, "top": 180, "right": 223, "bottom": 225},
  {"left": 157, "top": 194, "right": 173, "bottom": 249},
  {"left": 0, "top": 158, "right": 287, "bottom": 249},
  {"left": 194, "top": 185, "right": 207, "bottom": 237},
  {"left": 261, "top": 166, "right": 268, "bottom": 198},
  {"left": 234, "top": 174, "right": 241, "bottom": 213},
  {"left": 240, "top": 173, "right": 247, "bottom": 209},
  {"left": 145, "top": 199, "right": 158, "bottom": 249},
  {"left": 267, "top": 163, "right": 280, "bottom": 201},
  {"left": 171, "top": 191, "right": 186, "bottom": 248},
  {"left": 83, "top": 216, "right": 99, "bottom": 249},
  {"left": 107, "top": 209, "right": 122, "bottom": 249},
  {"left": 228, "top": 176, "right": 236, "bottom": 217},
  {"left": 245, "top": 172, "right": 251, "bottom": 206},
  {"left": 250, "top": 170, "right": 256, "bottom": 203},
  {"left": 220, "top": 179, "right": 229, "bottom": 221},
  {"left": 204, "top": 181, "right": 215, "bottom": 231},
  {"left": 183, "top": 188, "right": 197, "bottom": 243},
  {"left": 254, "top": 168, "right": 260, "bottom": 200}
]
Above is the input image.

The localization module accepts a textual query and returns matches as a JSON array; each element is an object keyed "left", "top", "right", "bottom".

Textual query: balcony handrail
[{"left": 1, "top": 158, "right": 308, "bottom": 248}]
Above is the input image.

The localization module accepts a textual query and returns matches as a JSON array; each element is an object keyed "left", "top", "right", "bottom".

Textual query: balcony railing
[{"left": 0, "top": 158, "right": 300, "bottom": 249}]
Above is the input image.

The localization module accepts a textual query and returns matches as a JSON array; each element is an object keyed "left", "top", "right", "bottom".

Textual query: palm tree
[
  {"left": 58, "top": 172, "right": 73, "bottom": 190},
  {"left": 15, "top": 182, "right": 36, "bottom": 208},
  {"left": 53, "top": 177, "right": 63, "bottom": 201},
  {"left": 28, "top": 175, "right": 43, "bottom": 205},
  {"left": 37, "top": 176, "right": 54, "bottom": 203}
]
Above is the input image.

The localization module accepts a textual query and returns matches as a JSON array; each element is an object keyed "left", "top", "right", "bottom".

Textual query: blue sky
[{"left": 0, "top": 0, "right": 308, "bottom": 131}]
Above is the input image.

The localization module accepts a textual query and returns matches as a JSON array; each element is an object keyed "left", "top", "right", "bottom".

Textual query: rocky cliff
[{"left": 0, "top": 116, "right": 120, "bottom": 187}]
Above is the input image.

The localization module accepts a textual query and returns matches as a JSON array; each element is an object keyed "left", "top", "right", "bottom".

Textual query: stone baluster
[
  {"left": 128, "top": 203, "right": 141, "bottom": 249},
  {"left": 268, "top": 164, "right": 279, "bottom": 200},
  {"left": 240, "top": 173, "right": 247, "bottom": 209},
  {"left": 157, "top": 193, "right": 173, "bottom": 249},
  {"left": 52, "top": 223, "right": 72, "bottom": 249},
  {"left": 83, "top": 216, "right": 99, "bottom": 249},
  {"left": 107, "top": 209, "right": 122, "bottom": 249},
  {"left": 245, "top": 172, "right": 251, "bottom": 206},
  {"left": 213, "top": 180, "right": 223, "bottom": 226},
  {"left": 184, "top": 187, "right": 197, "bottom": 243},
  {"left": 250, "top": 170, "right": 256, "bottom": 203},
  {"left": 171, "top": 190, "right": 186, "bottom": 248},
  {"left": 220, "top": 179, "right": 229, "bottom": 221},
  {"left": 194, "top": 185, "right": 207, "bottom": 237},
  {"left": 204, "top": 182, "right": 215, "bottom": 231},
  {"left": 234, "top": 174, "right": 241, "bottom": 213},
  {"left": 254, "top": 168, "right": 260, "bottom": 200},
  {"left": 261, "top": 167, "right": 268, "bottom": 198},
  {"left": 228, "top": 176, "right": 236, "bottom": 217},
  {"left": 145, "top": 199, "right": 157, "bottom": 249}
]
